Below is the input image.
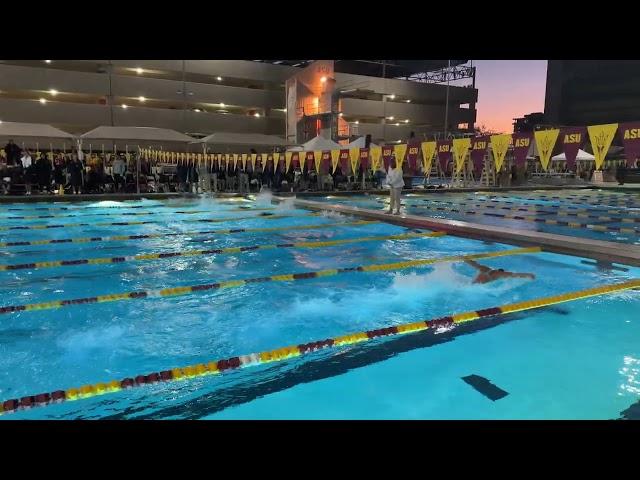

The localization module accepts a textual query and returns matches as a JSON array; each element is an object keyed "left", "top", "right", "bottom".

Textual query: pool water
[
  {"left": 311, "top": 189, "right": 640, "bottom": 245},
  {"left": 1, "top": 193, "right": 639, "bottom": 419}
]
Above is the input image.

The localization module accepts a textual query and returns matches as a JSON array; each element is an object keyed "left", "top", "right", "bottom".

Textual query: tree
[{"left": 474, "top": 124, "right": 502, "bottom": 136}]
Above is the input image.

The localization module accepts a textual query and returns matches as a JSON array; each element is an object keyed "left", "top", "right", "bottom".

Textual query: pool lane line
[
  {"left": 477, "top": 194, "right": 640, "bottom": 208},
  {"left": 0, "top": 212, "right": 318, "bottom": 232},
  {"left": 469, "top": 195, "right": 629, "bottom": 208},
  {"left": 4, "top": 199, "right": 241, "bottom": 212},
  {"left": 394, "top": 199, "right": 640, "bottom": 224},
  {"left": 0, "top": 207, "right": 275, "bottom": 221},
  {"left": 518, "top": 192, "right": 640, "bottom": 202},
  {"left": 2, "top": 276, "right": 636, "bottom": 416},
  {"left": 0, "top": 247, "right": 540, "bottom": 316},
  {"left": 0, "top": 231, "right": 446, "bottom": 272},
  {"left": 0, "top": 220, "right": 380, "bottom": 249},
  {"left": 467, "top": 198, "right": 640, "bottom": 218},
  {"left": 397, "top": 202, "right": 640, "bottom": 236},
  {"left": 468, "top": 197, "right": 640, "bottom": 215}
]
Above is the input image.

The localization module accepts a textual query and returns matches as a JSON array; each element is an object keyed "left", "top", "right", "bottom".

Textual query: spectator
[
  {"left": 4, "top": 139, "right": 21, "bottom": 166},
  {"left": 53, "top": 154, "right": 66, "bottom": 193},
  {"left": 21, "top": 149, "right": 33, "bottom": 195},
  {"left": 374, "top": 163, "right": 386, "bottom": 189},
  {"left": 176, "top": 163, "right": 188, "bottom": 192},
  {"left": 112, "top": 155, "right": 126, "bottom": 192},
  {"left": 35, "top": 152, "right": 52, "bottom": 193},
  {"left": 69, "top": 154, "right": 83, "bottom": 194}
]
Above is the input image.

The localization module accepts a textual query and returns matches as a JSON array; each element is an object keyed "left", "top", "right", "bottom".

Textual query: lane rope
[
  {"left": 0, "top": 220, "right": 380, "bottom": 249},
  {"left": 0, "top": 231, "right": 446, "bottom": 272},
  {"left": 389, "top": 198, "right": 640, "bottom": 225},
  {"left": 0, "top": 247, "right": 540, "bottom": 316},
  {"left": 0, "top": 207, "right": 275, "bottom": 221},
  {"left": 0, "top": 212, "right": 319, "bottom": 232},
  {"left": 2, "top": 277, "right": 636, "bottom": 416},
  {"left": 387, "top": 202, "right": 640, "bottom": 236},
  {"left": 5, "top": 203, "right": 176, "bottom": 212},
  {"left": 464, "top": 196, "right": 640, "bottom": 217},
  {"left": 476, "top": 194, "right": 640, "bottom": 209}
]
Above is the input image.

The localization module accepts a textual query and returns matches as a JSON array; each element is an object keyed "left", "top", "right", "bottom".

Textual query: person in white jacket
[{"left": 385, "top": 158, "right": 404, "bottom": 215}]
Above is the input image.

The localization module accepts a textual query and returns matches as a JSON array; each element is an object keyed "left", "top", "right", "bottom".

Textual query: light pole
[{"left": 444, "top": 59, "right": 450, "bottom": 138}]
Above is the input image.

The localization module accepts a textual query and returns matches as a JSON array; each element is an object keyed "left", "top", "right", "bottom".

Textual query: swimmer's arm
[{"left": 464, "top": 259, "right": 490, "bottom": 272}]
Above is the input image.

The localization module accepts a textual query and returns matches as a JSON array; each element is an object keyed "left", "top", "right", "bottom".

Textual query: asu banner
[
  {"left": 420, "top": 141, "right": 436, "bottom": 174},
  {"left": 382, "top": 146, "right": 394, "bottom": 170},
  {"left": 490, "top": 134, "right": 511, "bottom": 172},
  {"left": 306, "top": 151, "right": 316, "bottom": 172},
  {"left": 436, "top": 140, "right": 452, "bottom": 172},
  {"left": 393, "top": 143, "right": 407, "bottom": 169},
  {"left": 452, "top": 138, "right": 471, "bottom": 174},
  {"left": 339, "top": 149, "right": 350, "bottom": 174},
  {"left": 470, "top": 136, "right": 488, "bottom": 177},
  {"left": 619, "top": 122, "right": 640, "bottom": 166},
  {"left": 406, "top": 142, "right": 420, "bottom": 174},
  {"left": 349, "top": 148, "right": 359, "bottom": 175},
  {"left": 512, "top": 132, "right": 533, "bottom": 167},
  {"left": 359, "top": 148, "right": 370, "bottom": 171},
  {"left": 534, "top": 129, "right": 560, "bottom": 171},
  {"left": 319, "top": 151, "right": 330, "bottom": 174},
  {"left": 560, "top": 127, "right": 586, "bottom": 169},
  {"left": 588, "top": 123, "right": 618, "bottom": 170},
  {"left": 370, "top": 146, "right": 382, "bottom": 172},
  {"left": 331, "top": 149, "right": 340, "bottom": 173},
  {"left": 294, "top": 152, "right": 304, "bottom": 171}
]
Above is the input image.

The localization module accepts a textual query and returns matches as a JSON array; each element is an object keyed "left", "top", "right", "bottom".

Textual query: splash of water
[
  {"left": 320, "top": 210, "right": 347, "bottom": 221},
  {"left": 275, "top": 198, "right": 296, "bottom": 211},
  {"left": 254, "top": 189, "right": 274, "bottom": 207},
  {"left": 58, "top": 325, "right": 126, "bottom": 360}
]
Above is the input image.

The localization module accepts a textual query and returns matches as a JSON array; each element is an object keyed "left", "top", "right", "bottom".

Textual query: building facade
[
  {"left": 545, "top": 60, "right": 640, "bottom": 126},
  {"left": 0, "top": 60, "right": 477, "bottom": 143}
]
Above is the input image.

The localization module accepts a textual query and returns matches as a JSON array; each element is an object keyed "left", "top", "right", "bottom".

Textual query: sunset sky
[{"left": 470, "top": 60, "right": 548, "bottom": 133}]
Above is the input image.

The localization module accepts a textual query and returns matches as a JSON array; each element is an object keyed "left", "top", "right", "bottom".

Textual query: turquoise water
[
  {"left": 311, "top": 189, "right": 640, "bottom": 245},
  {"left": 1, "top": 194, "right": 639, "bottom": 419}
]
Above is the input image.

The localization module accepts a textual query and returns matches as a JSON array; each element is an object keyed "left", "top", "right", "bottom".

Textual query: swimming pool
[
  {"left": 310, "top": 189, "right": 640, "bottom": 245},
  {"left": 1, "top": 193, "right": 639, "bottom": 419}
]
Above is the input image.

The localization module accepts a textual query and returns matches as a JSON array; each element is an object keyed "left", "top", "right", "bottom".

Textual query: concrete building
[
  {"left": 545, "top": 60, "right": 640, "bottom": 126},
  {"left": 0, "top": 60, "right": 477, "bottom": 143}
]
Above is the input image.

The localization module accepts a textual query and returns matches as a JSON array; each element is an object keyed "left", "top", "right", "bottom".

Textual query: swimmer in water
[{"left": 464, "top": 259, "right": 535, "bottom": 284}]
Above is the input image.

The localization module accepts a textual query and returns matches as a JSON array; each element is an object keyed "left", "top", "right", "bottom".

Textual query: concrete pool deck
[{"left": 282, "top": 196, "right": 640, "bottom": 268}]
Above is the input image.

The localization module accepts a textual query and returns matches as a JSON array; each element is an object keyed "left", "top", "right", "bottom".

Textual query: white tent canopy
[
  {"left": 552, "top": 148, "right": 595, "bottom": 161},
  {"left": 194, "top": 132, "right": 291, "bottom": 148},
  {"left": 346, "top": 136, "right": 378, "bottom": 150},
  {"left": 0, "top": 121, "right": 73, "bottom": 139},
  {"left": 0, "top": 122, "right": 74, "bottom": 150},
  {"left": 288, "top": 135, "right": 341, "bottom": 152},
  {"left": 81, "top": 126, "right": 194, "bottom": 143}
]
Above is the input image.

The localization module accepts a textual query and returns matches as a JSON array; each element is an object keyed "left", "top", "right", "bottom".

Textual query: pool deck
[{"left": 283, "top": 196, "right": 640, "bottom": 268}]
